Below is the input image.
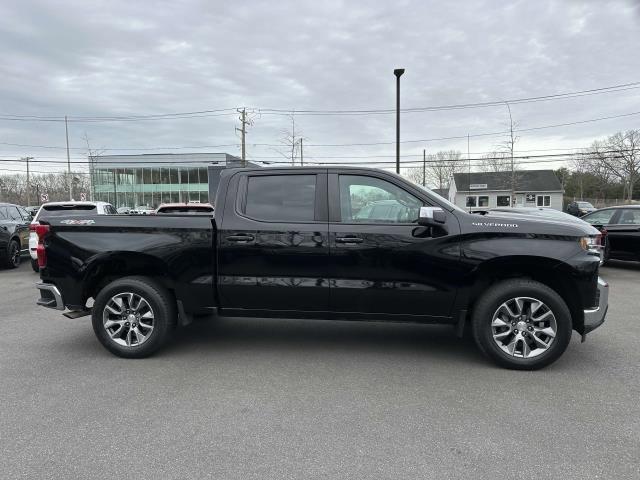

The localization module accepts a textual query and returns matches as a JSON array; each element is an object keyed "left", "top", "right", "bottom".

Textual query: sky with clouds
[{"left": 1, "top": 0, "right": 639, "bottom": 176}]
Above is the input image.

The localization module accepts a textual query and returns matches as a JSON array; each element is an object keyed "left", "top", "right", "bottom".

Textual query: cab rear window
[{"left": 157, "top": 206, "right": 214, "bottom": 214}]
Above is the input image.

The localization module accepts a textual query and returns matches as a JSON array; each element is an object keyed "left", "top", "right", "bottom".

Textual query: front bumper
[
  {"left": 583, "top": 276, "right": 608, "bottom": 337},
  {"left": 36, "top": 282, "right": 64, "bottom": 310}
]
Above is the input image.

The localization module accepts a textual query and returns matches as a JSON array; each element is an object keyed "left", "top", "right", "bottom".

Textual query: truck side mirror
[{"left": 418, "top": 206, "right": 446, "bottom": 227}]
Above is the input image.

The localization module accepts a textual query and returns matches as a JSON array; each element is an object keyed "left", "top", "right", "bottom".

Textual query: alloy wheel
[
  {"left": 491, "top": 297, "right": 557, "bottom": 359},
  {"left": 10, "top": 243, "right": 20, "bottom": 267},
  {"left": 102, "top": 292, "right": 155, "bottom": 347}
]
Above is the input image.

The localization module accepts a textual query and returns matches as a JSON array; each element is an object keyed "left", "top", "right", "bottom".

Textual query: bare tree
[
  {"left": 83, "top": 132, "right": 105, "bottom": 201},
  {"left": 590, "top": 130, "right": 640, "bottom": 202},
  {"left": 500, "top": 102, "right": 520, "bottom": 199},
  {"left": 570, "top": 152, "right": 592, "bottom": 199},
  {"left": 273, "top": 113, "right": 303, "bottom": 165},
  {"left": 0, "top": 172, "right": 91, "bottom": 204},
  {"left": 404, "top": 150, "right": 466, "bottom": 190},
  {"left": 480, "top": 151, "right": 512, "bottom": 172}
]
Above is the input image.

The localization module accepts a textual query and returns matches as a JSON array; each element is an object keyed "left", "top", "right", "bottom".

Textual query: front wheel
[
  {"left": 471, "top": 279, "right": 572, "bottom": 370},
  {"left": 92, "top": 277, "right": 176, "bottom": 358}
]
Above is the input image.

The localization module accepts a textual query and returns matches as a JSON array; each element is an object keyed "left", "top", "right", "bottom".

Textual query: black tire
[
  {"left": 2, "top": 240, "right": 21, "bottom": 269},
  {"left": 471, "top": 279, "right": 572, "bottom": 370},
  {"left": 31, "top": 258, "right": 39, "bottom": 273},
  {"left": 92, "top": 276, "right": 177, "bottom": 358},
  {"left": 601, "top": 243, "right": 611, "bottom": 266}
]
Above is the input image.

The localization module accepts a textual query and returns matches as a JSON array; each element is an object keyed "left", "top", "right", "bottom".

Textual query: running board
[{"left": 63, "top": 309, "right": 91, "bottom": 319}]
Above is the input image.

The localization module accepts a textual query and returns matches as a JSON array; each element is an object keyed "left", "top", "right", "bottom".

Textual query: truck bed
[{"left": 40, "top": 214, "right": 216, "bottom": 314}]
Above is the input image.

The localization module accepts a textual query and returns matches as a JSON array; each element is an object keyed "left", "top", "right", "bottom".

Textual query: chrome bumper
[
  {"left": 583, "top": 277, "right": 608, "bottom": 337},
  {"left": 36, "top": 282, "right": 64, "bottom": 310}
]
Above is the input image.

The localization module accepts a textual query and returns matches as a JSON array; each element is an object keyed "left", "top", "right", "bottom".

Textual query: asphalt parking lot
[{"left": 1, "top": 260, "right": 639, "bottom": 479}]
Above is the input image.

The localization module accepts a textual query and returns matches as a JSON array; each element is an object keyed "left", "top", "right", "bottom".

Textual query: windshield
[
  {"left": 39, "top": 205, "right": 97, "bottom": 218},
  {"left": 577, "top": 202, "right": 594, "bottom": 208}
]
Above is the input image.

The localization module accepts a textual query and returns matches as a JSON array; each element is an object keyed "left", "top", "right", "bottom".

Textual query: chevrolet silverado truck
[{"left": 35, "top": 167, "right": 608, "bottom": 369}]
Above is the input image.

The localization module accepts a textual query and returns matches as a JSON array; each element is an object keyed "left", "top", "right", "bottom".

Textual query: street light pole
[{"left": 393, "top": 69, "right": 405, "bottom": 174}]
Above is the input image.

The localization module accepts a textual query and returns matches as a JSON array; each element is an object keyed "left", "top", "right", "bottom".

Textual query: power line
[
  {"left": 253, "top": 82, "right": 640, "bottom": 115},
  {"left": 0, "top": 141, "right": 241, "bottom": 151},
  {"left": 0, "top": 149, "right": 627, "bottom": 166},
  {"left": 0, "top": 145, "right": 610, "bottom": 156},
  {"left": 0, "top": 146, "right": 634, "bottom": 162},
  {"left": 1, "top": 110, "right": 639, "bottom": 152},
  {"left": 0, "top": 157, "right": 586, "bottom": 175},
  {"left": 0, "top": 112, "right": 239, "bottom": 123},
  {"left": 1, "top": 81, "right": 639, "bottom": 121}
]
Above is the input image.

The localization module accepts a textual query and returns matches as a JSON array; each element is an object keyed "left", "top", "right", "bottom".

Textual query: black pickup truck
[{"left": 35, "top": 167, "right": 608, "bottom": 369}]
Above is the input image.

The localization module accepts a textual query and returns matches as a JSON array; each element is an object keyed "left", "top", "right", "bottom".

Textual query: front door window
[{"left": 338, "top": 175, "right": 423, "bottom": 224}]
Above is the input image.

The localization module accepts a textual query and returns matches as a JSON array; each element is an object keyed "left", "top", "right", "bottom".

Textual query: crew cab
[{"left": 35, "top": 167, "right": 608, "bottom": 369}]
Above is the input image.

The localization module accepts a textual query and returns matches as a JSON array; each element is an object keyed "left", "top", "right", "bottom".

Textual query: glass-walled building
[{"left": 90, "top": 153, "right": 245, "bottom": 209}]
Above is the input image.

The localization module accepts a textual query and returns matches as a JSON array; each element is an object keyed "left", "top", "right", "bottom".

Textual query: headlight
[{"left": 579, "top": 234, "right": 603, "bottom": 261}]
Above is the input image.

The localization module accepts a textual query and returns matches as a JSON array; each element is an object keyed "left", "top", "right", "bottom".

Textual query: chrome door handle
[
  {"left": 335, "top": 236, "right": 364, "bottom": 244},
  {"left": 226, "top": 233, "right": 255, "bottom": 242}
]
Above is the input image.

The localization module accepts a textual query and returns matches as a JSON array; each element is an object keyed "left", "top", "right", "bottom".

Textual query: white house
[{"left": 449, "top": 170, "right": 564, "bottom": 211}]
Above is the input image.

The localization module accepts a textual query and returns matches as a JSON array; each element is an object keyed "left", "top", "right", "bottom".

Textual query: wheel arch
[
  {"left": 82, "top": 252, "right": 175, "bottom": 305},
  {"left": 465, "top": 256, "right": 584, "bottom": 332}
]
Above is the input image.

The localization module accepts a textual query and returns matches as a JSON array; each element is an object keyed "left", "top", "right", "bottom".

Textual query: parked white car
[{"left": 29, "top": 201, "right": 116, "bottom": 272}]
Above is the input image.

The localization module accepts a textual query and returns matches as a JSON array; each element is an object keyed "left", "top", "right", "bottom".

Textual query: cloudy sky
[{"left": 1, "top": 0, "right": 639, "bottom": 176}]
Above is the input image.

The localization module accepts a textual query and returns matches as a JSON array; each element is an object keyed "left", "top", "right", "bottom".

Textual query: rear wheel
[
  {"left": 92, "top": 277, "right": 176, "bottom": 358},
  {"left": 31, "top": 258, "right": 39, "bottom": 273},
  {"left": 2, "top": 240, "right": 20, "bottom": 269},
  {"left": 471, "top": 279, "right": 572, "bottom": 370}
]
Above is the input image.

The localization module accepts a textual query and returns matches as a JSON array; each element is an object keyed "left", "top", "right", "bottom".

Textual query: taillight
[
  {"left": 36, "top": 224, "right": 50, "bottom": 268},
  {"left": 29, "top": 223, "right": 37, "bottom": 232}
]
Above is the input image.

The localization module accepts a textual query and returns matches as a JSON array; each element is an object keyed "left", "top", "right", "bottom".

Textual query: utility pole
[
  {"left": 24, "top": 157, "right": 33, "bottom": 206},
  {"left": 236, "top": 108, "right": 248, "bottom": 167},
  {"left": 467, "top": 134, "right": 471, "bottom": 174},
  {"left": 422, "top": 149, "right": 426, "bottom": 186},
  {"left": 505, "top": 102, "right": 515, "bottom": 206},
  {"left": 299, "top": 138, "right": 303, "bottom": 166},
  {"left": 65, "top": 115, "right": 72, "bottom": 200}
]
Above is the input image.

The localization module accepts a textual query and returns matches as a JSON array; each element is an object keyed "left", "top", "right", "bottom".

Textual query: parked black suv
[
  {"left": 567, "top": 201, "right": 596, "bottom": 217},
  {"left": 0, "top": 203, "right": 32, "bottom": 268}
]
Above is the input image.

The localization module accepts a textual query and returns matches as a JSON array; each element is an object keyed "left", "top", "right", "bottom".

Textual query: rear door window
[
  {"left": 244, "top": 175, "right": 317, "bottom": 222},
  {"left": 618, "top": 209, "right": 640, "bottom": 225}
]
